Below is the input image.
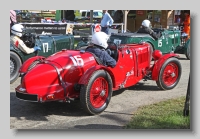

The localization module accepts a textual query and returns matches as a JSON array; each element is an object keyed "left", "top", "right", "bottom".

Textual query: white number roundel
[{"left": 70, "top": 55, "right": 84, "bottom": 66}]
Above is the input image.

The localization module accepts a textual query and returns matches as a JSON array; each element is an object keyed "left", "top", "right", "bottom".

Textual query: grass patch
[
  {"left": 124, "top": 96, "right": 190, "bottom": 129},
  {"left": 74, "top": 39, "right": 78, "bottom": 47}
]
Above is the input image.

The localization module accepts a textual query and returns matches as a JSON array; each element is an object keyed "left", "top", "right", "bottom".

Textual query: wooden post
[{"left": 123, "top": 10, "right": 129, "bottom": 32}]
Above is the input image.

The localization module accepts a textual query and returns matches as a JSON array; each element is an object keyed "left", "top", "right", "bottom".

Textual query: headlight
[{"left": 152, "top": 50, "right": 162, "bottom": 60}]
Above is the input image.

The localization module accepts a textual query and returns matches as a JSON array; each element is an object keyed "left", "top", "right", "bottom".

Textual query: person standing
[
  {"left": 100, "top": 10, "right": 114, "bottom": 35},
  {"left": 10, "top": 10, "right": 17, "bottom": 35},
  {"left": 65, "top": 10, "right": 75, "bottom": 22},
  {"left": 10, "top": 10, "right": 17, "bottom": 27},
  {"left": 183, "top": 10, "right": 190, "bottom": 38}
]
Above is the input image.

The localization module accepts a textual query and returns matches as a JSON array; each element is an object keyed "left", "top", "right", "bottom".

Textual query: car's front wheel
[
  {"left": 156, "top": 57, "right": 182, "bottom": 90},
  {"left": 80, "top": 70, "right": 113, "bottom": 115},
  {"left": 10, "top": 51, "right": 22, "bottom": 84}
]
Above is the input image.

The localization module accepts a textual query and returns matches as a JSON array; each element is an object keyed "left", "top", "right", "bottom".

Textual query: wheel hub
[
  {"left": 162, "top": 62, "right": 179, "bottom": 86},
  {"left": 171, "top": 72, "right": 176, "bottom": 78},
  {"left": 100, "top": 90, "right": 105, "bottom": 97},
  {"left": 90, "top": 77, "right": 109, "bottom": 108}
]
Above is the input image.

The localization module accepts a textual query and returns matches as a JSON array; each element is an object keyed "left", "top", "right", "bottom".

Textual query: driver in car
[
  {"left": 85, "top": 31, "right": 116, "bottom": 68},
  {"left": 137, "top": 19, "right": 161, "bottom": 40},
  {"left": 10, "top": 24, "right": 41, "bottom": 54}
]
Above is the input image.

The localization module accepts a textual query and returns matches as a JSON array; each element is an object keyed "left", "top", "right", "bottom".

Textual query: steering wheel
[
  {"left": 21, "top": 32, "right": 36, "bottom": 48},
  {"left": 107, "top": 42, "right": 119, "bottom": 61}
]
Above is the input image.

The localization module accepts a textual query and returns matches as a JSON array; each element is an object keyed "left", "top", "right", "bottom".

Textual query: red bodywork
[{"left": 15, "top": 43, "right": 179, "bottom": 103}]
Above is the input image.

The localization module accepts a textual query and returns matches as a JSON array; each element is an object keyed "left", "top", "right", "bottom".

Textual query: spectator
[
  {"left": 183, "top": 10, "right": 190, "bottom": 38},
  {"left": 10, "top": 10, "right": 17, "bottom": 27},
  {"left": 65, "top": 10, "right": 75, "bottom": 21},
  {"left": 177, "top": 16, "right": 181, "bottom": 24},
  {"left": 10, "top": 24, "right": 41, "bottom": 54},
  {"left": 85, "top": 32, "right": 116, "bottom": 68},
  {"left": 100, "top": 10, "right": 114, "bottom": 35},
  {"left": 10, "top": 10, "right": 17, "bottom": 35},
  {"left": 137, "top": 19, "right": 161, "bottom": 40}
]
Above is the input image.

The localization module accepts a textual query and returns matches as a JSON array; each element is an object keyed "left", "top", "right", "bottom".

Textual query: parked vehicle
[
  {"left": 10, "top": 28, "right": 74, "bottom": 84},
  {"left": 110, "top": 26, "right": 190, "bottom": 60},
  {"left": 75, "top": 10, "right": 103, "bottom": 23},
  {"left": 15, "top": 39, "right": 182, "bottom": 115},
  {"left": 16, "top": 12, "right": 44, "bottom": 23},
  {"left": 77, "top": 25, "right": 190, "bottom": 60}
]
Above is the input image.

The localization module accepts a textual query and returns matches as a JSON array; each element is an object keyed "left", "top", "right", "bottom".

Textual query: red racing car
[{"left": 15, "top": 40, "right": 182, "bottom": 115}]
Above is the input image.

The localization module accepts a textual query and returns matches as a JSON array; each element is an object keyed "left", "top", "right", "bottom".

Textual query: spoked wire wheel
[
  {"left": 80, "top": 70, "right": 113, "bottom": 115},
  {"left": 156, "top": 57, "right": 182, "bottom": 90}
]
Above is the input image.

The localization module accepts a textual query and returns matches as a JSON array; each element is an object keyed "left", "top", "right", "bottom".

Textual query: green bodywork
[
  {"left": 10, "top": 33, "right": 75, "bottom": 84},
  {"left": 109, "top": 28, "right": 190, "bottom": 55},
  {"left": 10, "top": 34, "right": 74, "bottom": 64},
  {"left": 76, "top": 28, "right": 190, "bottom": 58}
]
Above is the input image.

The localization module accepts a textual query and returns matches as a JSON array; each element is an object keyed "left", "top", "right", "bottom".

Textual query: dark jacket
[
  {"left": 65, "top": 10, "right": 75, "bottom": 21},
  {"left": 137, "top": 27, "right": 161, "bottom": 40},
  {"left": 86, "top": 46, "right": 116, "bottom": 68}
]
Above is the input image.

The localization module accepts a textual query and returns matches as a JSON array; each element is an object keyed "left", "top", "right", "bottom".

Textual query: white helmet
[
  {"left": 142, "top": 19, "right": 151, "bottom": 28},
  {"left": 91, "top": 32, "right": 109, "bottom": 49},
  {"left": 11, "top": 24, "right": 25, "bottom": 37}
]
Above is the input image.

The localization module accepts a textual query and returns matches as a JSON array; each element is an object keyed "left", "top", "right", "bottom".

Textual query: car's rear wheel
[
  {"left": 10, "top": 51, "right": 22, "bottom": 84},
  {"left": 156, "top": 57, "right": 182, "bottom": 90},
  {"left": 80, "top": 70, "right": 113, "bottom": 115}
]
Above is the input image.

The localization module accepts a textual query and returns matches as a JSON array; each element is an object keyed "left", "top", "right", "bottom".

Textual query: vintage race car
[
  {"left": 10, "top": 29, "right": 74, "bottom": 84},
  {"left": 77, "top": 26, "right": 190, "bottom": 60},
  {"left": 15, "top": 40, "right": 182, "bottom": 115}
]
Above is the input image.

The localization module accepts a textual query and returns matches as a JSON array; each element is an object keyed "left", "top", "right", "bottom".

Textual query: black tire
[
  {"left": 20, "top": 60, "right": 40, "bottom": 83},
  {"left": 10, "top": 51, "right": 22, "bottom": 84},
  {"left": 80, "top": 70, "right": 113, "bottom": 115},
  {"left": 156, "top": 57, "right": 182, "bottom": 90},
  {"left": 185, "top": 42, "right": 190, "bottom": 60}
]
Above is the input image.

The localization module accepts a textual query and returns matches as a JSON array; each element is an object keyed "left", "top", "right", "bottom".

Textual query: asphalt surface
[{"left": 10, "top": 54, "right": 190, "bottom": 129}]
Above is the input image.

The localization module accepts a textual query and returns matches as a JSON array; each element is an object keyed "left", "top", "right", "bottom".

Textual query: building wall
[{"left": 126, "top": 10, "right": 176, "bottom": 32}]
